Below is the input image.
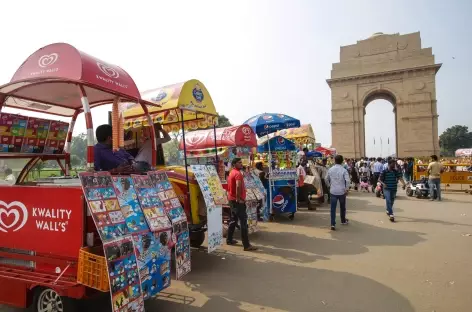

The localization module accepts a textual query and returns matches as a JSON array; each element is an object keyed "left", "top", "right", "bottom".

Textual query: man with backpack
[{"left": 379, "top": 159, "right": 406, "bottom": 222}]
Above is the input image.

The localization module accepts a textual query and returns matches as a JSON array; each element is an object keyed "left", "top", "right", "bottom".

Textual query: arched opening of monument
[{"left": 364, "top": 92, "right": 396, "bottom": 158}]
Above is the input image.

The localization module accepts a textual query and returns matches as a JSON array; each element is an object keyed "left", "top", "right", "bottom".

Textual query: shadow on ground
[
  {"left": 59, "top": 247, "right": 415, "bottom": 312},
  {"left": 166, "top": 249, "right": 414, "bottom": 312}
]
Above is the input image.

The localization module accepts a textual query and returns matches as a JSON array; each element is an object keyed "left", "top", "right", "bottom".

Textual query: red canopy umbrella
[
  {"left": 0, "top": 43, "right": 156, "bottom": 169},
  {"left": 315, "top": 146, "right": 333, "bottom": 156},
  {"left": 179, "top": 124, "right": 257, "bottom": 151}
]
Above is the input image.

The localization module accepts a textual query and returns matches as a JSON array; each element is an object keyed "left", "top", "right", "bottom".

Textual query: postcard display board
[
  {"left": 80, "top": 171, "right": 190, "bottom": 312},
  {"left": 243, "top": 172, "right": 265, "bottom": 233},
  {"left": 147, "top": 171, "right": 191, "bottom": 279},
  {"left": 0, "top": 112, "right": 68, "bottom": 154},
  {"left": 190, "top": 165, "right": 226, "bottom": 253}
]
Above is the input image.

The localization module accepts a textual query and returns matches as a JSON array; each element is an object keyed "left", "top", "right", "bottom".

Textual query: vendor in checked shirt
[{"left": 379, "top": 159, "right": 406, "bottom": 222}]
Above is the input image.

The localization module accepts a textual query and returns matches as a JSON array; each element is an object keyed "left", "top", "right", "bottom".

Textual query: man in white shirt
[
  {"left": 135, "top": 123, "right": 171, "bottom": 165},
  {"left": 326, "top": 155, "right": 350, "bottom": 231},
  {"left": 2, "top": 168, "right": 15, "bottom": 185}
]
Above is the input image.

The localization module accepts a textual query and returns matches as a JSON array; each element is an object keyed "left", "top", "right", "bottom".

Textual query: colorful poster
[
  {"left": 243, "top": 172, "right": 264, "bottom": 201},
  {"left": 79, "top": 172, "right": 129, "bottom": 242},
  {"left": 0, "top": 113, "right": 28, "bottom": 153},
  {"left": 191, "top": 165, "right": 216, "bottom": 209},
  {"left": 44, "top": 121, "right": 68, "bottom": 154},
  {"left": 191, "top": 165, "right": 224, "bottom": 253},
  {"left": 207, "top": 206, "right": 223, "bottom": 253},
  {"left": 146, "top": 171, "right": 186, "bottom": 224},
  {"left": 206, "top": 166, "right": 228, "bottom": 205},
  {"left": 173, "top": 220, "right": 191, "bottom": 279},
  {"left": 246, "top": 200, "right": 259, "bottom": 234},
  {"left": 112, "top": 176, "right": 152, "bottom": 233},
  {"left": 251, "top": 171, "right": 268, "bottom": 221},
  {"left": 133, "top": 230, "right": 171, "bottom": 299},
  {"left": 103, "top": 236, "right": 144, "bottom": 312}
]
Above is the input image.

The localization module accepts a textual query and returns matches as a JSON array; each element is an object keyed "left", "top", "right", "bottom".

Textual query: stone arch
[
  {"left": 327, "top": 32, "right": 441, "bottom": 158},
  {"left": 360, "top": 88, "right": 398, "bottom": 156}
]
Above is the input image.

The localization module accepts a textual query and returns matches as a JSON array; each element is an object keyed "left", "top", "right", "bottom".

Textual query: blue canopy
[
  {"left": 243, "top": 113, "right": 300, "bottom": 137},
  {"left": 257, "top": 136, "right": 296, "bottom": 152},
  {"left": 306, "top": 151, "right": 323, "bottom": 158}
]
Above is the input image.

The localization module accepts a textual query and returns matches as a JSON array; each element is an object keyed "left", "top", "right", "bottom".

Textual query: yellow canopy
[
  {"left": 276, "top": 124, "right": 316, "bottom": 145},
  {"left": 123, "top": 79, "right": 218, "bottom": 132}
]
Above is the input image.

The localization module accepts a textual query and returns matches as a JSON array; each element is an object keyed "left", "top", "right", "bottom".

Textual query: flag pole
[{"left": 380, "top": 137, "right": 383, "bottom": 157}]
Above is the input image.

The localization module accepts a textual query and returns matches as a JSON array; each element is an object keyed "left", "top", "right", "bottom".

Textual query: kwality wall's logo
[
  {"left": 97, "top": 61, "right": 120, "bottom": 79},
  {"left": 38, "top": 53, "right": 59, "bottom": 68},
  {"left": 30, "top": 53, "right": 60, "bottom": 76},
  {"left": 95, "top": 61, "right": 128, "bottom": 89},
  {"left": 0, "top": 200, "right": 72, "bottom": 233},
  {"left": 0, "top": 201, "right": 28, "bottom": 232}
]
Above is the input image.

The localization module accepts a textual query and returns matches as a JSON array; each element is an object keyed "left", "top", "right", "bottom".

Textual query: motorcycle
[{"left": 406, "top": 178, "right": 438, "bottom": 199}]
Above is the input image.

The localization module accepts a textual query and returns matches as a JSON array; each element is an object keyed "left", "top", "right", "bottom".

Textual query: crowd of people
[{"left": 295, "top": 152, "right": 446, "bottom": 231}]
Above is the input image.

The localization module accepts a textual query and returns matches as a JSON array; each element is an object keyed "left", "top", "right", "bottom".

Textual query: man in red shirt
[{"left": 227, "top": 158, "right": 257, "bottom": 251}]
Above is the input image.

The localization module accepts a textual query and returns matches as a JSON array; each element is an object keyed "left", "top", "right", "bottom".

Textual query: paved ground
[{"left": 3, "top": 191, "right": 472, "bottom": 312}]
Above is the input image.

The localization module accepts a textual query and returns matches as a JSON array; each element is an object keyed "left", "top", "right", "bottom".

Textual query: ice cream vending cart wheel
[{"left": 31, "top": 287, "right": 77, "bottom": 312}]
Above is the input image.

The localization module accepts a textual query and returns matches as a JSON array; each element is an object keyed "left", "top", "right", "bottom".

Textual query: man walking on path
[
  {"left": 380, "top": 159, "right": 406, "bottom": 222},
  {"left": 326, "top": 155, "right": 350, "bottom": 231},
  {"left": 427, "top": 155, "right": 442, "bottom": 201},
  {"left": 226, "top": 157, "right": 258, "bottom": 251}
]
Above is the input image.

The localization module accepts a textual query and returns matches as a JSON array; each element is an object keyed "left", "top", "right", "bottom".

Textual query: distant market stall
[
  {"left": 455, "top": 148, "right": 472, "bottom": 157},
  {"left": 315, "top": 146, "right": 335, "bottom": 156},
  {"left": 123, "top": 79, "right": 223, "bottom": 249},
  {"left": 276, "top": 124, "right": 316, "bottom": 149},
  {"left": 179, "top": 124, "right": 257, "bottom": 181}
]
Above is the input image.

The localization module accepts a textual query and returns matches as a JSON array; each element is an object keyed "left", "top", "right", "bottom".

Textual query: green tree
[
  {"left": 439, "top": 125, "right": 472, "bottom": 156},
  {"left": 32, "top": 161, "right": 45, "bottom": 179},
  {"left": 70, "top": 133, "right": 87, "bottom": 168},
  {"left": 216, "top": 114, "right": 232, "bottom": 127}
]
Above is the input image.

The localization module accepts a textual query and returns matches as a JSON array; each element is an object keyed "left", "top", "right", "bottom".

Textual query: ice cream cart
[
  {"left": 256, "top": 136, "right": 298, "bottom": 219},
  {"left": 122, "top": 80, "right": 224, "bottom": 248},
  {"left": 0, "top": 42, "right": 173, "bottom": 311}
]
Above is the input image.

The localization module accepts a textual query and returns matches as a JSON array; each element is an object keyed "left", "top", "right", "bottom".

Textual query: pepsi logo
[
  {"left": 277, "top": 137, "right": 285, "bottom": 145},
  {"left": 272, "top": 194, "right": 288, "bottom": 211}
]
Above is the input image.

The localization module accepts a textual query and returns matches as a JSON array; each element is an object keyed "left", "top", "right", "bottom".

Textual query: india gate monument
[{"left": 327, "top": 32, "right": 441, "bottom": 158}]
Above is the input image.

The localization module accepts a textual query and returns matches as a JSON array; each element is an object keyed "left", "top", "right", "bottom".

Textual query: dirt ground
[{"left": 2, "top": 190, "right": 472, "bottom": 312}]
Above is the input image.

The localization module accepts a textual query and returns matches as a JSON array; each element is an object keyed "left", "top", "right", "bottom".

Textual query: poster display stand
[
  {"left": 250, "top": 171, "right": 269, "bottom": 221},
  {"left": 133, "top": 230, "right": 171, "bottom": 299},
  {"left": 243, "top": 171, "right": 267, "bottom": 233},
  {"left": 147, "top": 171, "right": 191, "bottom": 280},
  {"left": 80, "top": 173, "right": 129, "bottom": 241},
  {"left": 191, "top": 165, "right": 225, "bottom": 253},
  {"left": 79, "top": 171, "right": 188, "bottom": 311},
  {"left": 103, "top": 236, "right": 144, "bottom": 312}
]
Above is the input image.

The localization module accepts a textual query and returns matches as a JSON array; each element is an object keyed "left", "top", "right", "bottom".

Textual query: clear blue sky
[{"left": 0, "top": 0, "right": 470, "bottom": 156}]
